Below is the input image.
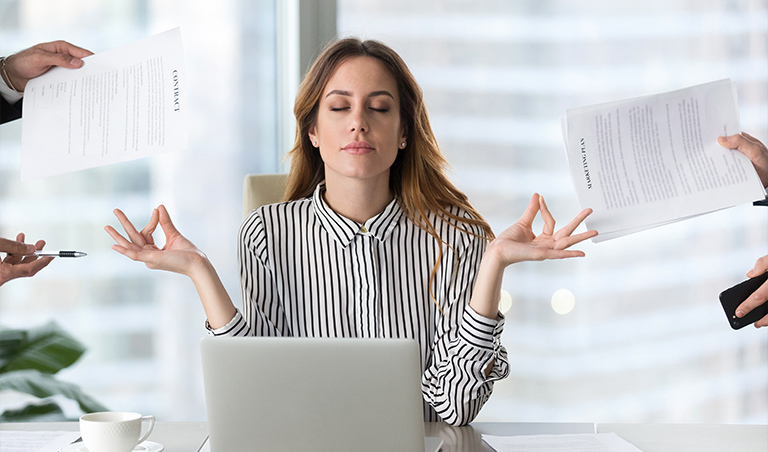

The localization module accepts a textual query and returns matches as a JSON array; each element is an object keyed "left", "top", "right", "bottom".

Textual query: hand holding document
[
  {"left": 562, "top": 79, "right": 766, "bottom": 242},
  {"left": 21, "top": 28, "right": 187, "bottom": 181}
]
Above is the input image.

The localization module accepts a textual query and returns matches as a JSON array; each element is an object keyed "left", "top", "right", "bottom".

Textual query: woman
[{"left": 106, "top": 38, "right": 597, "bottom": 425}]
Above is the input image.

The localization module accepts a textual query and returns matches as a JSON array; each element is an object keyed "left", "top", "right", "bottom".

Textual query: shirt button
[{"left": 360, "top": 226, "right": 368, "bottom": 233}]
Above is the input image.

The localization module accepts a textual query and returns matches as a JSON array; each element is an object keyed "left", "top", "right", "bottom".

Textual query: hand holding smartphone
[{"left": 719, "top": 272, "right": 768, "bottom": 330}]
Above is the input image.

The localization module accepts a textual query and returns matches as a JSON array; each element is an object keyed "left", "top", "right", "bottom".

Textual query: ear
[
  {"left": 399, "top": 126, "right": 408, "bottom": 149},
  {"left": 308, "top": 124, "right": 318, "bottom": 148}
]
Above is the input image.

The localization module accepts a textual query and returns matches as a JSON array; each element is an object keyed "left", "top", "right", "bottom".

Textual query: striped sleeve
[{"left": 421, "top": 219, "right": 510, "bottom": 426}]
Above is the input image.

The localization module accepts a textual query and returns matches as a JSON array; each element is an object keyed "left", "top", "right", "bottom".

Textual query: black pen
[{"left": 34, "top": 251, "right": 87, "bottom": 258}]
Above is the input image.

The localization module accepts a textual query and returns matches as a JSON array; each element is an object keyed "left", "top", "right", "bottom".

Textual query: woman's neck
[{"left": 323, "top": 174, "right": 393, "bottom": 224}]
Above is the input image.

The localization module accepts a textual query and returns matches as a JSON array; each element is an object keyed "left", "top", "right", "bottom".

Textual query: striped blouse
[{"left": 210, "top": 182, "right": 510, "bottom": 425}]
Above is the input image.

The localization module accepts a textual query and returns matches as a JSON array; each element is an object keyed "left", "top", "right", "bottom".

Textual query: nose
[{"left": 349, "top": 108, "right": 368, "bottom": 133}]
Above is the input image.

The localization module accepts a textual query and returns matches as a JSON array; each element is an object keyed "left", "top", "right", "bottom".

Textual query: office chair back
[{"left": 243, "top": 173, "right": 288, "bottom": 219}]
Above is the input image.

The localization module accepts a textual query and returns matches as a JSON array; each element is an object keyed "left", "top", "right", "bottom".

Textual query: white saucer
[{"left": 60, "top": 441, "right": 164, "bottom": 452}]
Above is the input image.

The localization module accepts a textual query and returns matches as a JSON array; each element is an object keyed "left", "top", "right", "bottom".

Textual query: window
[
  {"left": 0, "top": 0, "right": 279, "bottom": 420},
  {"left": 337, "top": 0, "right": 768, "bottom": 423},
  {"left": 2, "top": 0, "right": 765, "bottom": 424}
]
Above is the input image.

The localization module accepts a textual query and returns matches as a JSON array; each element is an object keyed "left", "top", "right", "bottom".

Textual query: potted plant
[{"left": 0, "top": 321, "right": 106, "bottom": 421}]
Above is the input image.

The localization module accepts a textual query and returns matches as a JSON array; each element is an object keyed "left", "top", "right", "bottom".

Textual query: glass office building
[{"left": 0, "top": 0, "right": 766, "bottom": 423}]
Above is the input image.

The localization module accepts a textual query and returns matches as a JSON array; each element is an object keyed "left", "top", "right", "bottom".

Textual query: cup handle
[{"left": 137, "top": 415, "right": 155, "bottom": 444}]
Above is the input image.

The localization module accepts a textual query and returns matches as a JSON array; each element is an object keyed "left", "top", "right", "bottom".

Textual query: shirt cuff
[
  {"left": 458, "top": 305, "right": 504, "bottom": 352},
  {"left": 0, "top": 77, "right": 23, "bottom": 104},
  {"left": 205, "top": 310, "right": 244, "bottom": 336}
]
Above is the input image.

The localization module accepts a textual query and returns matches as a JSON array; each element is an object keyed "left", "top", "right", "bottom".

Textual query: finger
[
  {"left": 542, "top": 249, "right": 587, "bottom": 260},
  {"left": 33, "top": 40, "right": 93, "bottom": 67},
  {"left": 17, "top": 239, "right": 47, "bottom": 265},
  {"left": 110, "top": 244, "right": 155, "bottom": 264},
  {"left": 18, "top": 255, "right": 54, "bottom": 269},
  {"left": 105, "top": 224, "right": 134, "bottom": 249},
  {"left": 140, "top": 208, "right": 160, "bottom": 246},
  {"left": 0, "top": 236, "right": 35, "bottom": 255},
  {"left": 556, "top": 229, "right": 599, "bottom": 250},
  {"left": 718, "top": 133, "right": 765, "bottom": 160},
  {"left": 755, "top": 314, "right": 768, "bottom": 329},
  {"left": 538, "top": 195, "right": 556, "bottom": 236},
  {"left": 29, "top": 256, "right": 54, "bottom": 273},
  {"left": 112, "top": 243, "right": 163, "bottom": 269},
  {"left": 157, "top": 204, "right": 182, "bottom": 239},
  {"left": 41, "top": 40, "right": 94, "bottom": 58},
  {"left": 747, "top": 255, "right": 768, "bottom": 278},
  {"left": 112, "top": 208, "right": 147, "bottom": 247},
  {"left": 717, "top": 133, "right": 754, "bottom": 150},
  {"left": 517, "top": 194, "right": 541, "bottom": 226},
  {"left": 554, "top": 208, "right": 594, "bottom": 240},
  {"left": 735, "top": 277, "right": 768, "bottom": 319}
]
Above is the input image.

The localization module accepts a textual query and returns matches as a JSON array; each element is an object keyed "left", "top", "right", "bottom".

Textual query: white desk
[
  {"left": 437, "top": 422, "right": 768, "bottom": 452},
  {"left": 0, "top": 422, "right": 208, "bottom": 452},
  {"left": 3, "top": 421, "right": 766, "bottom": 452}
]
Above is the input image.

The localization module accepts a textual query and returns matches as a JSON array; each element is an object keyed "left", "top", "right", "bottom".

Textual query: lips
[{"left": 342, "top": 141, "right": 375, "bottom": 155}]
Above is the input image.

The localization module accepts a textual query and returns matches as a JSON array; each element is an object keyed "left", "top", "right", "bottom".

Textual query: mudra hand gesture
[
  {"left": 106, "top": 205, "right": 236, "bottom": 327},
  {"left": 485, "top": 193, "right": 597, "bottom": 266},
  {"left": 105, "top": 205, "right": 206, "bottom": 276}
]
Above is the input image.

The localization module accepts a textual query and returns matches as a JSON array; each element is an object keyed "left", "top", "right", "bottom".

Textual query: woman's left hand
[{"left": 487, "top": 193, "right": 597, "bottom": 266}]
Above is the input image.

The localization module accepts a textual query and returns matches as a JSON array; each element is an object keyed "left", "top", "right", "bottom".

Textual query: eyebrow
[{"left": 325, "top": 89, "right": 395, "bottom": 100}]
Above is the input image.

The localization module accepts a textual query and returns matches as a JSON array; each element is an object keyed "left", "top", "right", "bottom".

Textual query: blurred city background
[{"left": 1, "top": 0, "right": 766, "bottom": 423}]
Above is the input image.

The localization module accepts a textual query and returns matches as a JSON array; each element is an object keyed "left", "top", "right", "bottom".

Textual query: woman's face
[{"left": 309, "top": 56, "right": 406, "bottom": 187}]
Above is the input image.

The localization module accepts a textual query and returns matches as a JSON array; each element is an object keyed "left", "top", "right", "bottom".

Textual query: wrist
[
  {"left": 483, "top": 238, "right": 514, "bottom": 270},
  {"left": 186, "top": 250, "right": 214, "bottom": 280},
  {"left": 0, "top": 56, "right": 23, "bottom": 93}
]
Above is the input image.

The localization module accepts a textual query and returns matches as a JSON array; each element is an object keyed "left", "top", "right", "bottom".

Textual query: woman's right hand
[
  {"left": 106, "top": 204, "right": 237, "bottom": 329},
  {"left": 105, "top": 204, "right": 207, "bottom": 276}
]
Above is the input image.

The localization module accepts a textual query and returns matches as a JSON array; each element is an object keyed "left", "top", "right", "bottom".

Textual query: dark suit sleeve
[{"left": 0, "top": 95, "right": 23, "bottom": 124}]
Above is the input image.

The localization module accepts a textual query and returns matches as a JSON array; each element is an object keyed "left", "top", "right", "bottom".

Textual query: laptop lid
[{"left": 200, "top": 337, "right": 429, "bottom": 452}]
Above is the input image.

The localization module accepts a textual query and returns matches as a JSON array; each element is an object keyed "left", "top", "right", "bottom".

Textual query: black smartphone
[{"left": 719, "top": 272, "right": 768, "bottom": 330}]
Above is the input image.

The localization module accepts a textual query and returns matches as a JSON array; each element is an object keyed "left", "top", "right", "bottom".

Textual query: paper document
[
  {"left": 21, "top": 28, "right": 188, "bottom": 181},
  {"left": 562, "top": 79, "right": 766, "bottom": 242},
  {"left": 0, "top": 430, "right": 80, "bottom": 452},
  {"left": 482, "top": 433, "right": 644, "bottom": 452}
]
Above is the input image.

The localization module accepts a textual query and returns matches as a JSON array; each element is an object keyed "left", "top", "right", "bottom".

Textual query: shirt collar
[{"left": 312, "top": 182, "right": 404, "bottom": 248}]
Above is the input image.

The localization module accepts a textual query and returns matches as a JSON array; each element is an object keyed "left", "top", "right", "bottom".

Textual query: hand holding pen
[{"left": 0, "top": 232, "right": 54, "bottom": 287}]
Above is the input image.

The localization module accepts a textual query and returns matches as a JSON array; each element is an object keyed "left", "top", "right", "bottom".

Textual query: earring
[
  {"left": 400, "top": 142, "right": 406, "bottom": 148},
  {"left": 312, "top": 141, "right": 317, "bottom": 147}
]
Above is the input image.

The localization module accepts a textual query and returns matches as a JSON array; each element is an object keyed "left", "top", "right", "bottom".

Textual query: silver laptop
[{"left": 200, "top": 336, "right": 443, "bottom": 452}]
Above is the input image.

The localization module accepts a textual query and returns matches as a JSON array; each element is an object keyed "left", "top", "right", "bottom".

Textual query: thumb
[
  {"left": 717, "top": 134, "right": 740, "bottom": 148},
  {"left": 747, "top": 255, "right": 768, "bottom": 278}
]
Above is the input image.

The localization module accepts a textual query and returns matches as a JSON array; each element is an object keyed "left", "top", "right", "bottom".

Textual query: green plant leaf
[
  {"left": 0, "top": 322, "right": 85, "bottom": 374},
  {"left": 0, "top": 400, "right": 69, "bottom": 422},
  {"left": 0, "top": 328, "right": 26, "bottom": 369},
  {"left": 0, "top": 369, "right": 108, "bottom": 414}
]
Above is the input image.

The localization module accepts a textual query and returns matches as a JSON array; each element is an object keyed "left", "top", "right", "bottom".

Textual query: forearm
[
  {"left": 188, "top": 255, "right": 237, "bottom": 329},
  {"left": 469, "top": 247, "right": 505, "bottom": 319}
]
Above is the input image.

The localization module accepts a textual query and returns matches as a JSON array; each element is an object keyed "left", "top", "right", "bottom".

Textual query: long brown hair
[{"left": 284, "top": 38, "right": 495, "bottom": 308}]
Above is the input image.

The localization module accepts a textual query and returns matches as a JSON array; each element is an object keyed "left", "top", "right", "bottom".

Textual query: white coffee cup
[{"left": 79, "top": 411, "right": 155, "bottom": 452}]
